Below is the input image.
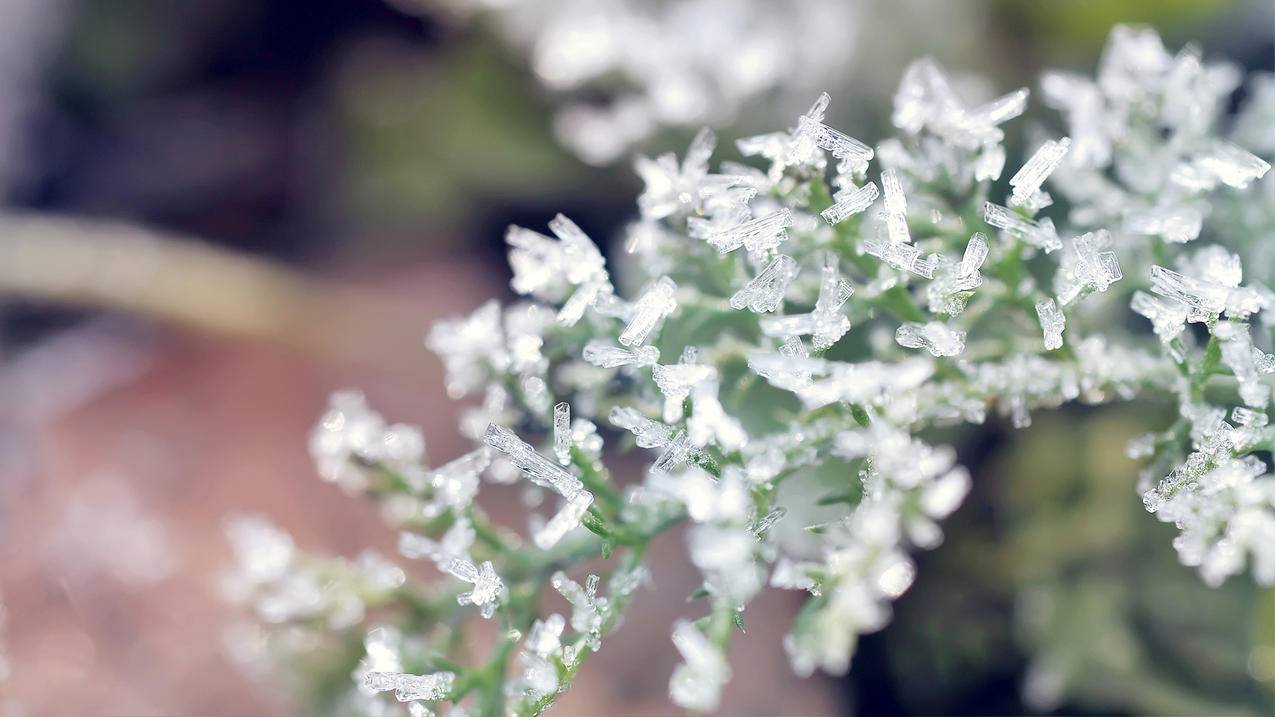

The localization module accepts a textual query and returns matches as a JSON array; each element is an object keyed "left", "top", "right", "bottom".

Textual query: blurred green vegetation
[{"left": 870, "top": 405, "right": 1275, "bottom": 715}]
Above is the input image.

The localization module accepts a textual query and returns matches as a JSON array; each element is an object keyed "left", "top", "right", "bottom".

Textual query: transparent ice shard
[
  {"left": 1010, "top": 138, "right": 1070, "bottom": 207},
  {"left": 363, "top": 671, "right": 455, "bottom": 703},
  {"left": 706, "top": 209, "right": 793, "bottom": 254},
  {"left": 557, "top": 280, "right": 603, "bottom": 326},
  {"left": 608, "top": 406, "right": 674, "bottom": 448},
  {"left": 483, "top": 424, "right": 584, "bottom": 500},
  {"left": 1035, "top": 298, "right": 1066, "bottom": 350},
  {"left": 1216, "top": 322, "right": 1275, "bottom": 408},
  {"left": 795, "top": 92, "right": 874, "bottom": 172},
  {"left": 653, "top": 362, "right": 717, "bottom": 423},
  {"left": 553, "top": 402, "right": 572, "bottom": 466},
  {"left": 862, "top": 234, "right": 938, "bottom": 278},
  {"left": 1057, "top": 229, "right": 1122, "bottom": 304},
  {"left": 822, "top": 181, "right": 879, "bottom": 225},
  {"left": 1137, "top": 287, "right": 1193, "bottom": 339},
  {"left": 551, "top": 571, "right": 604, "bottom": 649},
  {"left": 423, "top": 447, "right": 490, "bottom": 515},
  {"left": 881, "top": 168, "right": 907, "bottom": 216},
  {"left": 895, "top": 322, "right": 966, "bottom": 357},
  {"left": 533, "top": 490, "right": 594, "bottom": 550},
  {"left": 960, "top": 232, "right": 989, "bottom": 279},
  {"left": 1149, "top": 265, "right": 1230, "bottom": 319},
  {"left": 730, "top": 254, "right": 799, "bottom": 313},
  {"left": 879, "top": 168, "right": 911, "bottom": 244},
  {"left": 811, "top": 253, "right": 854, "bottom": 350},
  {"left": 964, "top": 88, "right": 1030, "bottom": 130},
  {"left": 983, "top": 202, "right": 1062, "bottom": 253},
  {"left": 1193, "top": 141, "right": 1271, "bottom": 189},
  {"left": 619, "top": 277, "right": 678, "bottom": 347},
  {"left": 582, "top": 341, "right": 660, "bottom": 368},
  {"left": 441, "top": 555, "right": 504, "bottom": 619}
]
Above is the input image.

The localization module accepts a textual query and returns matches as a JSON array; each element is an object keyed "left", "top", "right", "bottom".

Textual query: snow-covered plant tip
[{"left": 223, "top": 26, "right": 1275, "bottom": 716}]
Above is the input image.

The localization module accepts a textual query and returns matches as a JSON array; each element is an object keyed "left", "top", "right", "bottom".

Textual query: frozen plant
[{"left": 225, "top": 26, "right": 1275, "bottom": 716}]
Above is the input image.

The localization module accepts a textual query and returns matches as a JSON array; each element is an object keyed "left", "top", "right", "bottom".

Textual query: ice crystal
[
  {"left": 669, "top": 620, "right": 730, "bottom": 712},
  {"left": 364, "top": 670, "right": 455, "bottom": 703},
  {"left": 582, "top": 341, "right": 660, "bottom": 368},
  {"left": 619, "top": 277, "right": 678, "bottom": 346},
  {"left": 730, "top": 254, "right": 799, "bottom": 313},
  {"left": 1034, "top": 299, "right": 1066, "bottom": 351},
  {"left": 895, "top": 321, "right": 966, "bottom": 357},
  {"left": 484, "top": 424, "right": 594, "bottom": 548}
]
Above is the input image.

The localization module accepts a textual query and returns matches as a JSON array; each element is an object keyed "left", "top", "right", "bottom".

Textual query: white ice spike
[
  {"left": 730, "top": 254, "right": 799, "bottom": 313},
  {"left": 619, "top": 277, "right": 678, "bottom": 347}
]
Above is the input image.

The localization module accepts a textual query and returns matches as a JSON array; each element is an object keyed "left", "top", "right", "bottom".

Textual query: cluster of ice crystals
[
  {"left": 484, "top": 424, "right": 594, "bottom": 549},
  {"left": 1143, "top": 415, "right": 1275, "bottom": 587},
  {"left": 983, "top": 202, "right": 1062, "bottom": 253},
  {"left": 223, "top": 514, "right": 403, "bottom": 629},
  {"left": 706, "top": 208, "right": 793, "bottom": 254},
  {"left": 1214, "top": 322, "right": 1275, "bottom": 408},
  {"left": 619, "top": 277, "right": 678, "bottom": 346},
  {"left": 739, "top": 92, "right": 873, "bottom": 181},
  {"left": 1034, "top": 299, "right": 1066, "bottom": 351},
  {"left": 309, "top": 391, "right": 427, "bottom": 493},
  {"left": 434, "top": 0, "right": 856, "bottom": 164},
  {"left": 506, "top": 215, "right": 614, "bottom": 328},
  {"left": 363, "top": 670, "right": 456, "bottom": 704},
  {"left": 780, "top": 424, "right": 970, "bottom": 676},
  {"left": 582, "top": 341, "right": 659, "bottom": 368},
  {"left": 895, "top": 321, "right": 966, "bottom": 357},
  {"left": 1009, "top": 137, "right": 1070, "bottom": 211},
  {"left": 927, "top": 233, "right": 988, "bottom": 315},
  {"left": 821, "top": 181, "right": 879, "bottom": 225},
  {"left": 669, "top": 620, "right": 731, "bottom": 712},
  {"left": 551, "top": 571, "right": 606, "bottom": 651},
  {"left": 236, "top": 23, "right": 1275, "bottom": 717},
  {"left": 1054, "top": 229, "right": 1122, "bottom": 304},
  {"left": 729, "top": 254, "right": 799, "bottom": 313},
  {"left": 892, "top": 57, "right": 1028, "bottom": 148}
]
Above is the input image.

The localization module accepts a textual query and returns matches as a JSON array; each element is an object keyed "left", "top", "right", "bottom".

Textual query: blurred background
[{"left": 0, "top": 0, "right": 1272, "bottom": 715}]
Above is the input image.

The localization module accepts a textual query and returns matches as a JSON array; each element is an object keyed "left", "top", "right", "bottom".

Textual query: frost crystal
[
  {"left": 1035, "top": 299, "right": 1066, "bottom": 351},
  {"left": 821, "top": 181, "right": 879, "bottom": 225},
  {"left": 363, "top": 671, "right": 455, "bottom": 703},
  {"left": 1055, "top": 229, "right": 1122, "bottom": 304},
  {"left": 619, "top": 277, "right": 678, "bottom": 346},
  {"left": 669, "top": 620, "right": 730, "bottom": 712},
  {"left": 484, "top": 424, "right": 594, "bottom": 548},
  {"left": 1009, "top": 138, "right": 1070, "bottom": 209},
  {"left": 811, "top": 253, "right": 854, "bottom": 350},
  {"left": 553, "top": 402, "right": 572, "bottom": 466},
  {"left": 707, "top": 209, "right": 793, "bottom": 254},
  {"left": 235, "top": 25, "right": 1275, "bottom": 717},
  {"left": 582, "top": 341, "right": 659, "bottom": 368},
  {"left": 983, "top": 202, "right": 1062, "bottom": 253},
  {"left": 730, "top": 254, "right": 799, "bottom": 313},
  {"left": 895, "top": 322, "right": 966, "bottom": 357}
]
